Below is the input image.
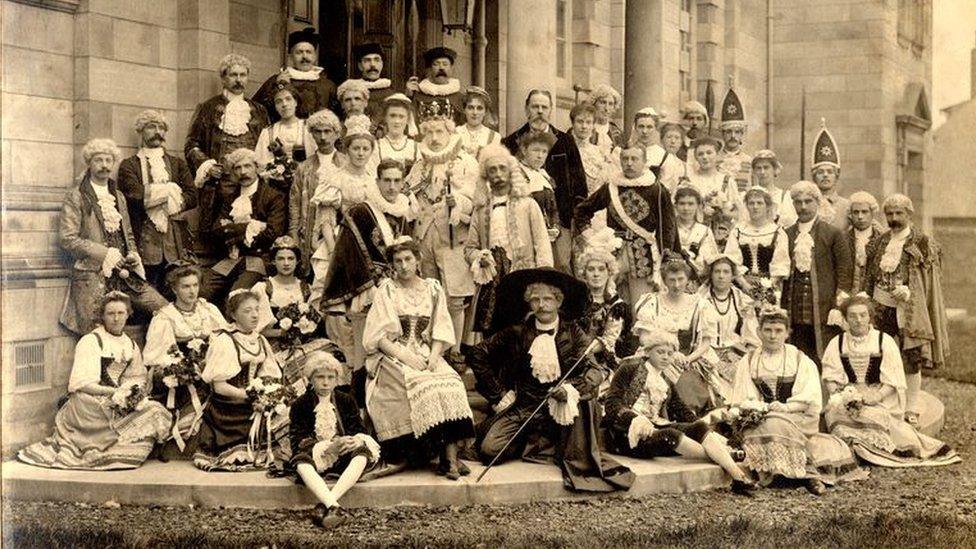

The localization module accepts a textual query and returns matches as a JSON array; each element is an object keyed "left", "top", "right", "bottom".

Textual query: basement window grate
[{"left": 14, "top": 341, "right": 47, "bottom": 389}]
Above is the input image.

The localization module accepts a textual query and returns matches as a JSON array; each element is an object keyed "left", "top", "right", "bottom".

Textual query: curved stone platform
[{"left": 1, "top": 391, "right": 945, "bottom": 510}]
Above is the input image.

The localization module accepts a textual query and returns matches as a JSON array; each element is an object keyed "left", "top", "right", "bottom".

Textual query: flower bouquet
[
  {"left": 109, "top": 382, "right": 147, "bottom": 416},
  {"left": 725, "top": 403, "right": 769, "bottom": 449},
  {"left": 260, "top": 138, "right": 297, "bottom": 192},
  {"left": 276, "top": 301, "right": 322, "bottom": 349},
  {"left": 747, "top": 277, "right": 778, "bottom": 313},
  {"left": 829, "top": 385, "right": 865, "bottom": 418},
  {"left": 159, "top": 338, "right": 206, "bottom": 391},
  {"left": 245, "top": 375, "right": 299, "bottom": 465}
]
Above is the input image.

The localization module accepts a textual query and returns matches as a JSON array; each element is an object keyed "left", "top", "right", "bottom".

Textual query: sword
[{"left": 475, "top": 338, "right": 599, "bottom": 483}]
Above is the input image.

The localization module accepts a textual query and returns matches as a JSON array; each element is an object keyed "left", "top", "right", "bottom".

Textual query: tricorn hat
[
  {"left": 719, "top": 86, "right": 746, "bottom": 130},
  {"left": 353, "top": 42, "right": 384, "bottom": 61},
  {"left": 490, "top": 267, "right": 589, "bottom": 332},
  {"left": 811, "top": 118, "right": 840, "bottom": 170},
  {"left": 288, "top": 26, "right": 320, "bottom": 51},
  {"left": 423, "top": 46, "right": 457, "bottom": 67}
]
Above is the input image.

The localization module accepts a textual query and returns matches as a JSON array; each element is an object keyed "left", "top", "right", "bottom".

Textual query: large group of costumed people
[{"left": 19, "top": 25, "right": 962, "bottom": 528}]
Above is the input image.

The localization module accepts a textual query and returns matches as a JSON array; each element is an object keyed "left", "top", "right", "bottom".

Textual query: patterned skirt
[{"left": 18, "top": 392, "right": 172, "bottom": 471}]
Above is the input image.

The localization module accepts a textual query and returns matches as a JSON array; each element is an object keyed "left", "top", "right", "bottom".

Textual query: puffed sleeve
[
  {"left": 695, "top": 297, "right": 719, "bottom": 342},
  {"left": 787, "top": 349, "right": 823, "bottom": 418},
  {"left": 254, "top": 127, "right": 273, "bottom": 168},
  {"left": 428, "top": 279, "right": 457, "bottom": 348},
  {"left": 879, "top": 333, "right": 907, "bottom": 418},
  {"left": 143, "top": 312, "right": 176, "bottom": 368},
  {"left": 820, "top": 335, "right": 847, "bottom": 388},
  {"left": 68, "top": 333, "right": 103, "bottom": 393},
  {"left": 770, "top": 227, "right": 791, "bottom": 278},
  {"left": 777, "top": 195, "right": 798, "bottom": 228},
  {"left": 201, "top": 300, "right": 231, "bottom": 333},
  {"left": 723, "top": 227, "right": 745, "bottom": 268},
  {"left": 738, "top": 294, "right": 761, "bottom": 348},
  {"left": 729, "top": 352, "right": 761, "bottom": 405},
  {"left": 201, "top": 331, "right": 241, "bottom": 383},
  {"left": 251, "top": 281, "right": 277, "bottom": 332},
  {"left": 633, "top": 293, "right": 658, "bottom": 324},
  {"left": 362, "top": 279, "right": 403, "bottom": 355},
  {"left": 698, "top": 227, "right": 721, "bottom": 268}
]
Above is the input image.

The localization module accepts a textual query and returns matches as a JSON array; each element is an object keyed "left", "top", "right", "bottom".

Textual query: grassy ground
[
  {"left": 4, "top": 374, "right": 974, "bottom": 548},
  {"left": 927, "top": 318, "right": 976, "bottom": 385}
]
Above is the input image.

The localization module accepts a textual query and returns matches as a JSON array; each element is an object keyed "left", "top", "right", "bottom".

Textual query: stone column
[
  {"left": 177, "top": 0, "right": 231, "bottom": 141},
  {"left": 505, "top": 0, "right": 556, "bottom": 133},
  {"left": 623, "top": 0, "right": 665, "bottom": 139}
]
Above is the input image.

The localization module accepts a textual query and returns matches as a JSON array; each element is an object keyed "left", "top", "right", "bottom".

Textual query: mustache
[{"left": 436, "top": 69, "right": 448, "bottom": 76}]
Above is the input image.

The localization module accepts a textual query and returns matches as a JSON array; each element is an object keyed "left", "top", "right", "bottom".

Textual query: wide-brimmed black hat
[
  {"left": 423, "top": 46, "right": 457, "bottom": 67},
  {"left": 491, "top": 267, "right": 589, "bottom": 332},
  {"left": 353, "top": 42, "right": 384, "bottom": 61},
  {"left": 288, "top": 27, "right": 320, "bottom": 51}
]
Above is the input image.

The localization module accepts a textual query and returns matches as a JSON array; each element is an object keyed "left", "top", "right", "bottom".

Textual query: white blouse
[
  {"left": 362, "top": 278, "right": 456, "bottom": 359},
  {"left": 69, "top": 326, "right": 144, "bottom": 393},
  {"left": 730, "top": 344, "right": 822, "bottom": 434},
  {"left": 456, "top": 125, "right": 501, "bottom": 158},
  {"left": 252, "top": 278, "right": 308, "bottom": 332},
  {"left": 143, "top": 300, "right": 228, "bottom": 367},
  {"left": 254, "top": 119, "right": 316, "bottom": 168},
  {"left": 201, "top": 327, "right": 280, "bottom": 384},
  {"left": 821, "top": 329, "right": 907, "bottom": 416},
  {"left": 723, "top": 222, "right": 791, "bottom": 278},
  {"left": 677, "top": 221, "right": 720, "bottom": 273},
  {"left": 634, "top": 293, "right": 718, "bottom": 343}
]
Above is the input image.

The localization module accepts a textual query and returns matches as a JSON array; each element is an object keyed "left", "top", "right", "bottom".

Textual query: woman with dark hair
[
  {"left": 724, "top": 186, "right": 790, "bottom": 308},
  {"left": 143, "top": 262, "right": 228, "bottom": 458},
  {"left": 729, "top": 308, "right": 863, "bottom": 495},
  {"left": 821, "top": 295, "right": 959, "bottom": 467},
  {"left": 456, "top": 86, "right": 501, "bottom": 158},
  {"left": 19, "top": 293, "right": 172, "bottom": 470},
  {"left": 254, "top": 85, "right": 316, "bottom": 176},
  {"left": 194, "top": 289, "right": 287, "bottom": 471},
  {"left": 673, "top": 185, "right": 720, "bottom": 282},
  {"left": 633, "top": 253, "right": 723, "bottom": 416},
  {"left": 252, "top": 236, "right": 334, "bottom": 386},
  {"left": 362, "top": 237, "right": 475, "bottom": 479},
  {"left": 698, "top": 255, "right": 760, "bottom": 387}
]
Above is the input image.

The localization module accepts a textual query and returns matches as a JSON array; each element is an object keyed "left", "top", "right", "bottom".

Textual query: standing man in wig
[
  {"left": 503, "top": 89, "right": 588, "bottom": 272},
  {"left": 588, "top": 84, "right": 624, "bottom": 154},
  {"left": 117, "top": 110, "right": 196, "bottom": 288},
  {"left": 863, "top": 194, "right": 949, "bottom": 426},
  {"left": 407, "top": 46, "right": 466, "bottom": 127},
  {"left": 846, "top": 191, "right": 885, "bottom": 293},
  {"left": 781, "top": 181, "right": 853, "bottom": 364},
  {"left": 253, "top": 26, "right": 338, "bottom": 122},
  {"left": 678, "top": 100, "right": 710, "bottom": 163},
  {"left": 810, "top": 119, "right": 850, "bottom": 230}
]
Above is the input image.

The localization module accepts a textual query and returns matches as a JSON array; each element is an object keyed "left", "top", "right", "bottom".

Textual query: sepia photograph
[{"left": 0, "top": 0, "right": 974, "bottom": 547}]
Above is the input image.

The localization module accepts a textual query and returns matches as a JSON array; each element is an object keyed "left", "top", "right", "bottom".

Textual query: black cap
[
  {"left": 423, "top": 46, "right": 457, "bottom": 67},
  {"left": 288, "top": 26, "right": 320, "bottom": 51},
  {"left": 353, "top": 42, "right": 384, "bottom": 61}
]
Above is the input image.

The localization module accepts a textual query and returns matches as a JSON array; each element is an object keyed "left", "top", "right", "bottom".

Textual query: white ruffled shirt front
[{"left": 220, "top": 90, "right": 252, "bottom": 136}]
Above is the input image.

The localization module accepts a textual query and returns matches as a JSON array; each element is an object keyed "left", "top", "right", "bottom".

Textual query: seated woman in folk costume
[
  {"left": 143, "top": 263, "right": 229, "bottom": 459},
  {"left": 821, "top": 295, "right": 960, "bottom": 468},
  {"left": 319, "top": 158, "right": 414, "bottom": 407},
  {"left": 288, "top": 351, "right": 382, "bottom": 529},
  {"left": 368, "top": 94, "right": 419, "bottom": 175},
  {"left": 673, "top": 185, "right": 720, "bottom": 286},
  {"left": 253, "top": 85, "right": 316, "bottom": 193},
  {"left": 603, "top": 324, "right": 757, "bottom": 496},
  {"left": 194, "top": 290, "right": 290, "bottom": 471},
  {"left": 633, "top": 253, "right": 726, "bottom": 417},
  {"left": 574, "top": 227, "right": 636, "bottom": 391},
  {"left": 465, "top": 144, "right": 553, "bottom": 340},
  {"left": 728, "top": 307, "right": 865, "bottom": 495},
  {"left": 724, "top": 186, "right": 790, "bottom": 310},
  {"left": 19, "top": 293, "right": 171, "bottom": 470},
  {"left": 362, "top": 237, "right": 475, "bottom": 478},
  {"left": 696, "top": 255, "right": 761, "bottom": 388},
  {"left": 252, "top": 236, "right": 335, "bottom": 388},
  {"left": 455, "top": 86, "right": 502, "bottom": 159}
]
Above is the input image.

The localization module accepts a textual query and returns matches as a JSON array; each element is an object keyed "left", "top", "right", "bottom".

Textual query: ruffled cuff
[
  {"left": 101, "top": 247, "right": 124, "bottom": 277},
  {"left": 547, "top": 384, "right": 580, "bottom": 426},
  {"left": 353, "top": 433, "right": 381, "bottom": 465},
  {"left": 194, "top": 159, "right": 217, "bottom": 188},
  {"left": 311, "top": 439, "right": 338, "bottom": 472},
  {"left": 826, "top": 308, "right": 847, "bottom": 329},
  {"left": 627, "top": 414, "right": 655, "bottom": 449},
  {"left": 470, "top": 250, "right": 496, "bottom": 285},
  {"left": 243, "top": 219, "right": 267, "bottom": 248}
]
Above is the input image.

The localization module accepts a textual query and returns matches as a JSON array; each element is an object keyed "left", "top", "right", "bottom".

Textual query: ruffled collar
[
  {"left": 91, "top": 181, "right": 123, "bottom": 233},
  {"left": 358, "top": 77, "right": 392, "bottom": 90},
  {"left": 418, "top": 77, "right": 461, "bottom": 96},
  {"left": 418, "top": 134, "right": 463, "bottom": 164},
  {"left": 285, "top": 66, "right": 323, "bottom": 81},
  {"left": 879, "top": 227, "right": 911, "bottom": 273},
  {"left": 367, "top": 186, "right": 412, "bottom": 219},
  {"left": 611, "top": 168, "right": 656, "bottom": 187},
  {"left": 220, "top": 90, "right": 251, "bottom": 136},
  {"left": 313, "top": 393, "right": 339, "bottom": 442}
]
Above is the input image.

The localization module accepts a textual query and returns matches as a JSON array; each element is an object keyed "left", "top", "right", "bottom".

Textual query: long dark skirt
[{"left": 193, "top": 394, "right": 289, "bottom": 471}]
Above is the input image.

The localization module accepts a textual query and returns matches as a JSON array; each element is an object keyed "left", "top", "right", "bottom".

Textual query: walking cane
[
  {"left": 475, "top": 338, "right": 599, "bottom": 483},
  {"left": 446, "top": 167, "right": 455, "bottom": 248}
]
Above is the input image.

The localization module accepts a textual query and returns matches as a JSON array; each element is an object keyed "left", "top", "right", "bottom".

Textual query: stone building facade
[{"left": 0, "top": 0, "right": 934, "bottom": 452}]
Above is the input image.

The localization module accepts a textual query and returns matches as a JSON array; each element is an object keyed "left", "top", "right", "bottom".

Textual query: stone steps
[{"left": 1, "top": 392, "right": 946, "bottom": 510}]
